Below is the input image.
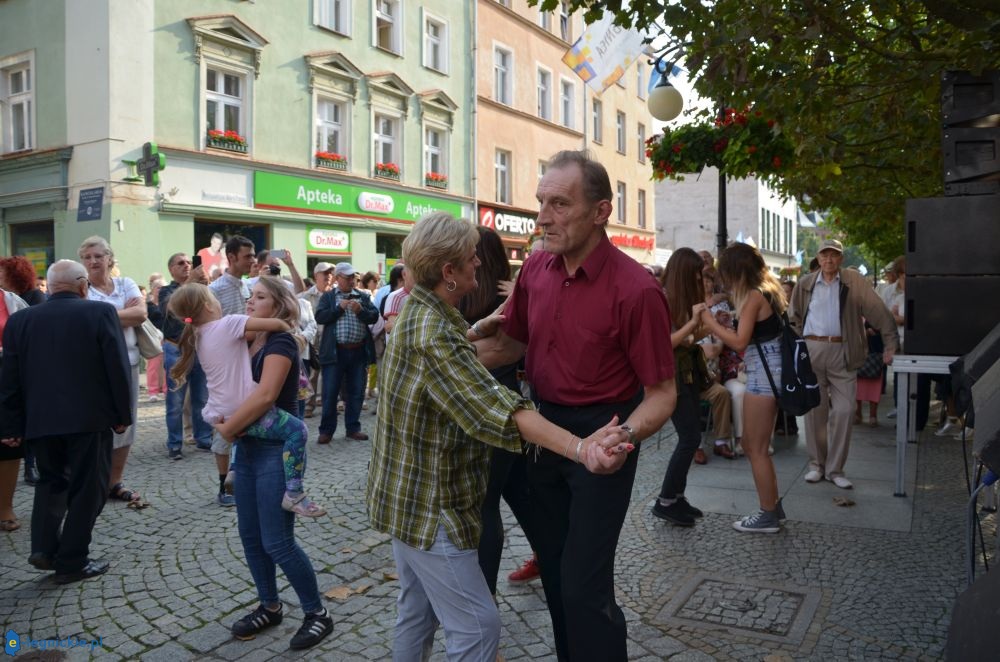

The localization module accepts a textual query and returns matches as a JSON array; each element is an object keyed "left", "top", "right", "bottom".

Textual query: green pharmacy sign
[{"left": 254, "top": 171, "right": 463, "bottom": 224}]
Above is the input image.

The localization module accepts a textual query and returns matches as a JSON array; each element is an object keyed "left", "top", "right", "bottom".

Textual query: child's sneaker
[{"left": 282, "top": 492, "right": 327, "bottom": 517}]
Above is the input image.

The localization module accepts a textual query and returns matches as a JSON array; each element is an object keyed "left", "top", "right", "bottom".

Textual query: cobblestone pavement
[{"left": 0, "top": 393, "right": 981, "bottom": 661}]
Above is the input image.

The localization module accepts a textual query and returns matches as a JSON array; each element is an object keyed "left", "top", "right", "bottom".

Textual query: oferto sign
[{"left": 254, "top": 171, "right": 462, "bottom": 224}]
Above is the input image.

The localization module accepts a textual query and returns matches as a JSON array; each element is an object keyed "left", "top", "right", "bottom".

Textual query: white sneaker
[
  {"left": 804, "top": 470, "right": 823, "bottom": 483},
  {"left": 935, "top": 419, "right": 961, "bottom": 436},
  {"left": 830, "top": 475, "right": 853, "bottom": 489},
  {"left": 955, "top": 427, "right": 974, "bottom": 440},
  {"left": 886, "top": 409, "right": 897, "bottom": 419},
  {"left": 148, "top": 394, "right": 160, "bottom": 402}
]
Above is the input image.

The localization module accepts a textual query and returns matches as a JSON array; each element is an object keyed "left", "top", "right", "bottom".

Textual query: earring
[{"left": 446, "top": 280, "right": 457, "bottom": 292}]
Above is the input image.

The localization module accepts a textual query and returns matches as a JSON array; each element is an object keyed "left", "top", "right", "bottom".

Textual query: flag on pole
[{"left": 562, "top": 14, "right": 647, "bottom": 93}]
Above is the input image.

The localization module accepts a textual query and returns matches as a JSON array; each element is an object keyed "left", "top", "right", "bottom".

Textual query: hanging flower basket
[
  {"left": 648, "top": 108, "right": 793, "bottom": 183},
  {"left": 316, "top": 151, "right": 347, "bottom": 170},
  {"left": 206, "top": 129, "right": 248, "bottom": 153},
  {"left": 375, "top": 162, "right": 400, "bottom": 181},
  {"left": 425, "top": 172, "right": 448, "bottom": 189}
]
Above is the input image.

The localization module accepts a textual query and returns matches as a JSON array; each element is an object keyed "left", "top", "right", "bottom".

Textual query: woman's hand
[
  {"left": 214, "top": 419, "right": 245, "bottom": 443},
  {"left": 578, "top": 415, "right": 634, "bottom": 474},
  {"left": 469, "top": 298, "right": 508, "bottom": 339},
  {"left": 497, "top": 280, "right": 514, "bottom": 297}
]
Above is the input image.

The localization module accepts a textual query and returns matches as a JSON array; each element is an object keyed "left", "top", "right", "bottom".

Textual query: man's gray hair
[{"left": 47, "top": 260, "right": 87, "bottom": 291}]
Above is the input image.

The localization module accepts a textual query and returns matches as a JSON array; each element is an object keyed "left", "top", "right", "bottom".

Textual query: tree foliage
[{"left": 533, "top": 0, "right": 1000, "bottom": 262}]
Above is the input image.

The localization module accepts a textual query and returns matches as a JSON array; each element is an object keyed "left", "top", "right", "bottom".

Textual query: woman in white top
[{"left": 78, "top": 236, "right": 147, "bottom": 503}]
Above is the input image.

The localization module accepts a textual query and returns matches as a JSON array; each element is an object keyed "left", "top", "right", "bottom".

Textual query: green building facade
[{"left": 0, "top": 0, "right": 474, "bottom": 281}]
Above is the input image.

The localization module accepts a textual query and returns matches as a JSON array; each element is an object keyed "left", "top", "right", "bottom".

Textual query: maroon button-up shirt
[{"left": 503, "top": 234, "right": 675, "bottom": 406}]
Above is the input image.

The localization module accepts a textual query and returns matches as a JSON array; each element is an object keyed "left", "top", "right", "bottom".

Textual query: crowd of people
[{"left": 0, "top": 148, "right": 940, "bottom": 659}]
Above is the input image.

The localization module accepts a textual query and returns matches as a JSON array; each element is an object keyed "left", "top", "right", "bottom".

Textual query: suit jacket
[
  {"left": 788, "top": 268, "right": 899, "bottom": 372},
  {"left": 0, "top": 291, "right": 132, "bottom": 440}
]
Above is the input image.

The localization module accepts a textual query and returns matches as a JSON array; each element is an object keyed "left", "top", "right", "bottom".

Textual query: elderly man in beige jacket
[{"left": 788, "top": 239, "right": 899, "bottom": 489}]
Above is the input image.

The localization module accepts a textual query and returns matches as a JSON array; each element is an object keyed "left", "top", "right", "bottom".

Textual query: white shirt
[
  {"left": 803, "top": 272, "right": 842, "bottom": 337},
  {"left": 87, "top": 277, "right": 141, "bottom": 365}
]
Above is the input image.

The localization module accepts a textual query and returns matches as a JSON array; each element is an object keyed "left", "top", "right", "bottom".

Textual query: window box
[
  {"left": 425, "top": 172, "right": 448, "bottom": 189},
  {"left": 375, "top": 162, "right": 400, "bottom": 180},
  {"left": 316, "top": 151, "right": 348, "bottom": 170},
  {"left": 207, "top": 130, "right": 247, "bottom": 153}
]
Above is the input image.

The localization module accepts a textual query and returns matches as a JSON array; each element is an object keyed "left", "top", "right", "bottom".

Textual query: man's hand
[
  {"left": 1, "top": 437, "right": 22, "bottom": 448},
  {"left": 340, "top": 299, "right": 361, "bottom": 313},
  {"left": 112, "top": 425, "right": 127, "bottom": 434},
  {"left": 497, "top": 280, "right": 514, "bottom": 297},
  {"left": 579, "top": 415, "right": 634, "bottom": 474}
]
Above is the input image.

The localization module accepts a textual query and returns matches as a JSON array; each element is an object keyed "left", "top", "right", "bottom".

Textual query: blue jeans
[
  {"left": 234, "top": 437, "right": 322, "bottom": 614},
  {"left": 319, "top": 346, "right": 367, "bottom": 436},
  {"left": 163, "top": 341, "right": 212, "bottom": 451}
]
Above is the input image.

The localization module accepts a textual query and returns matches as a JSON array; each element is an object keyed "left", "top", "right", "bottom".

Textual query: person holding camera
[
  {"left": 247, "top": 249, "right": 305, "bottom": 295},
  {"left": 314, "top": 263, "right": 379, "bottom": 444}
]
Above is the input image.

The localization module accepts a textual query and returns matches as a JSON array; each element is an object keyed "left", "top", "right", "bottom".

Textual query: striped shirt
[
  {"left": 367, "top": 284, "right": 530, "bottom": 551},
  {"left": 209, "top": 273, "right": 250, "bottom": 317}
]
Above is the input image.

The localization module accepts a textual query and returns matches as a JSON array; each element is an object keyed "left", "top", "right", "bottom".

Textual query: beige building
[{"left": 476, "top": 0, "right": 657, "bottom": 265}]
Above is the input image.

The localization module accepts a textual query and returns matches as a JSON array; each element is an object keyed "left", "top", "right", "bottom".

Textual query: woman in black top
[{"left": 699, "top": 243, "right": 787, "bottom": 534}]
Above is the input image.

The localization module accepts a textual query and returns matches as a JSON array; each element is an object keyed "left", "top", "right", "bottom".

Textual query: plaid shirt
[{"left": 367, "top": 285, "right": 531, "bottom": 551}]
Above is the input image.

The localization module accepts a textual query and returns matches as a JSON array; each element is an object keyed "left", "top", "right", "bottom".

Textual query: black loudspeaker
[
  {"left": 941, "top": 70, "right": 1000, "bottom": 196},
  {"left": 971, "top": 356, "right": 1000, "bottom": 474},
  {"left": 904, "top": 276, "right": 1000, "bottom": 355},
  {"left": 905, "top": 195, "right": 1000, "bottom": 276},
  {"left": 946, "top": 564, "right": 1000, "bottom": 660},
  {"left": 951, "top": 321, "right": 1000, "bottom": 416}
]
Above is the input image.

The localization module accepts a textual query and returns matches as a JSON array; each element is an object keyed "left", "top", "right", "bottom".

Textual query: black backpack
[{"left": 753, "top": 309, "right": 821, "bottom": 416}]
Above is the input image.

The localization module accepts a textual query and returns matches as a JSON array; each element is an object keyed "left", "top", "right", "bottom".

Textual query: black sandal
[{"left": 109, "top": 483, "right": 140, "bottom": 502}]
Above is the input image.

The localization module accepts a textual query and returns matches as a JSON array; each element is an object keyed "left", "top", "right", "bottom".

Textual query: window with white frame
[
  {"left": 315, "top": 0, "right": 350, "bottom": 35},
  {"left": 616, "top": 182, "right": 626, "bottom": 223},
  {"left": 206, "top": 67, "right": 245, "bottom": 136},
  {"left": 1, "top": 55, "right": 33, "bottom": 153},
  {"left": 615, "top": 111, "right": 626, "bottom": 153},
  {"left": 637, "top": 122, "right": 646, "bottom": 163},
  {"left": 637, "top": 61, "right": 647, "bottom": 99},
  {"left": 495, "top": 149, "right": 511, "bottom": 204},
  {"left": 497, "top": 0, "right": 510, "bottom": 7},
  {"left": 559, "top": 1, "right": 572, "bottom": 41},
  {"left": 537, "top": 67, "right": 551, "bottom": 120},
  {"left": 375, "top": 0, "right": 401, "bottom": 54},
  {"left": 592, "top": 99, "right": 602, "bottom": 143},
  {"left": 423, "top": 13, "right": 448, "bottom": 73},
  {"left": 560, "top": 78, "right": 574, "bottom": 129},
  {"left": 374, "top": 113, "right": 399, "bottom": 167},
  {"left": 494, "top": 46, "right": 512, "bottom": 105},
  {"left": 424, "top": 126, "right": 447, "bottom": 177},
  {"left": 538, "top": 160, "right": 548, "bottom": 180},
  {"left": 316, "top": 98, "right": 347, "bottom": 158},
  {"left": 538, "top": 11, "right": 551, "bottom": 31},
  {"left": 638, "top": 189, "right": 647, "bottom": 229}
]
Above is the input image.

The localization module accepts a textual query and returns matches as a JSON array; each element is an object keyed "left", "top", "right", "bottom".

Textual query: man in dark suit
[{"left": 0, "top": 260, "right": 132, "bottom": 584}]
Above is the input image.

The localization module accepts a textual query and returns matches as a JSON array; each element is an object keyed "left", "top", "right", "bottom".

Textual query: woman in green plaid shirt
[{"left": 367, "top": 212, "right": 634, "bottom": 661}]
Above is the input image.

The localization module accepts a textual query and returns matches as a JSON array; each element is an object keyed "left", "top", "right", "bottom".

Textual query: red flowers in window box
[
  {"left": 207, "top": 129, "right": 247, "bottom": 145},
  {"left": 425, "top": 172, "right": 448, "bottom": 188},
  {"left": 375, "top": 162, "right": 400, "bottom": 179},
  {"left": 315, "top": 151, "right": 346, "bottom": 163}
]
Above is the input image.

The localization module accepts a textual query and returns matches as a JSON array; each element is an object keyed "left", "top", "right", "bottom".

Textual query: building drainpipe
[{"left": 470, "top": 0, "right": 478, "bottom": 225}]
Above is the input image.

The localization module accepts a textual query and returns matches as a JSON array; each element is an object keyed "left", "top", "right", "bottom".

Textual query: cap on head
[
  {"left": 334, "top": 262, "right": 356, "bottom": 277},
  {"left": 818, "top": 238, "right": 844, "bottom": 254},
  {"left": 313, "top": 261, "right": 335, "bottom": 274}
]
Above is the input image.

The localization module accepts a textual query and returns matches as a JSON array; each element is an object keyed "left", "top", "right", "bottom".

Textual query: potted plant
[
  {"left": 375, "top": 162, "right": 400, "bottom": 180},
  {"left": 316, "top": 151, "right": 348, "bottom": 170},
  {"left": 206, "top": 129, "right": 248, "bottom": 153},
  {"left": 425, "top": 171, "right": 448, "bottom": 189},
  {"left": 647, "top": 107, "right": 793, "bottom": 184}
]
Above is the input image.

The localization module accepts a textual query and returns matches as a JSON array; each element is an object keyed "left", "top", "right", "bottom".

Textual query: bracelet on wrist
[
  {"left": 563, "top": 435, "right": 576, "bottom": 459},
  {"left": 574, "top": 439, "right": 584, "bottom": 463}
]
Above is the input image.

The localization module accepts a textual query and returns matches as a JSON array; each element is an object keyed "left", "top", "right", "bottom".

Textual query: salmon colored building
[{"left": 476, "top": 0, "right": 657, "bottom": 265}]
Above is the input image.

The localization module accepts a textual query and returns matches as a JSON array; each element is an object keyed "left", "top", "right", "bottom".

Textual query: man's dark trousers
[
  {"left": 528, "top": 392, "right": 642, "bottom": 662},
  {"left": 319, "top": 345, "right": 367, "bottom": 436},
  {"left": 29, "top": 430, "right": 113, "bottom": 574}
]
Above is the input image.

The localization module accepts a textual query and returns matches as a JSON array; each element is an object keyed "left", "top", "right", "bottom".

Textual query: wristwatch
[{"left": 620, "top": 424, "right": 637, "bottom": 445}]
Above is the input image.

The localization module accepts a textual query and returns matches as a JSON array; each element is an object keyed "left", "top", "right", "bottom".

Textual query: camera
[
  {"left": 345, "top": 292, "right": 361, "bottom": 300},
  {"left": 267, "top": 264, "right": 281, "bottom": 276}
]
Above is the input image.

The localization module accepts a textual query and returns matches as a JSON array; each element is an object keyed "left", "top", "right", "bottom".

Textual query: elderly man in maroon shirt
[{"left": 474, "top": 150, "right": 676, "bottom": 661}]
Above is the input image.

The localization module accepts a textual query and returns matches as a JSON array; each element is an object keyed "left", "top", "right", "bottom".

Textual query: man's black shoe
[
  {"left": 651, "top": 500, "right": 696, "bottom": 526},
  {"left": 24, "top": 464, "right": 40, "bottom": 485},
  {"left": 28, "top": 553, "right": 53, "bottom": 571},
  {"left": 675, "top": 497, "right": 704, "bottom": 519},
  {"left": 169, "top": 449, "right": 183, "bottom": 461},
  {"left": 53, "top": 559, "right": 109, "bottom": 584}
]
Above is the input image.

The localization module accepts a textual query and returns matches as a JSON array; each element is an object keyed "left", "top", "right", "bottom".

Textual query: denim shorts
[{"left": 745, "top": 338, "right": 781, "bottom": 397}]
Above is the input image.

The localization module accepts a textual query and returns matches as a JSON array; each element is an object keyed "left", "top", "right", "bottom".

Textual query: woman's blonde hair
[
  {"left": 251, "top": 276, "right": 306, "bottom": 352},
  {"left": 166, "top": 283, "right": 216, "bottom": 388},
  {"left": 78, "top": 235, "right": 113, "bottom": 261},
  {"left": 717, "top": 242, "right": 786, "bottom": 315},
  {"left": 402, "top": 212, "right": 479, "bottom": 289}
]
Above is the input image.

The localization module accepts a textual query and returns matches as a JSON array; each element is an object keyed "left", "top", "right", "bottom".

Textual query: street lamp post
[{"left": 647, "top": 53, "right": 729, "bottom": 258}]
